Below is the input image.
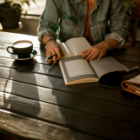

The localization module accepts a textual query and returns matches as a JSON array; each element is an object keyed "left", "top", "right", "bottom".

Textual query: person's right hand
[{"left": 46, "top": 40, "right": 64, "bottom": 64}]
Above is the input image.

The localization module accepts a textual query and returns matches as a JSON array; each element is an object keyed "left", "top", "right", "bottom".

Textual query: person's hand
[
  {"left": 82, "top": 41, "right": 110, "bottom": 61},
  {"left": 46, "top": 40, "right": 64, "bottom": 64}
]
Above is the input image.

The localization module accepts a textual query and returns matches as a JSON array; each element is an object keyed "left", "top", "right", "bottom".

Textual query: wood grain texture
[
  {"left": 0, "top": 132, "right": 26, "bottom": 140},
  {"left": 108, "top": 49, "right": 140, "bottom": 64},
  {"left": 0, "top": 57, "right": 62, "bottom": 78},
  {"left": 0, "top": 76, "right": 140, "bottom": 126},
  {"left": 0, "top": 65, "right": 138, "bottom": 98},
  {"left": 0, "top": 92, "right": 140, "bottom": 140},
  {"left": 0, "top": 109, "right": 100, "bottom": 140},
  {"left": 0, "top": 49, "right": 51, "bottom": 65},
  {"left": 0, "top": 76, "right": 139, "bottom": 111},
  {"left": 0, "top": 32, "right": 140, "bottom": 140}
]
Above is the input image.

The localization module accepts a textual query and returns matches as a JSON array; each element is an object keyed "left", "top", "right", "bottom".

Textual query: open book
[
  {"left": 58, "top": 37, "right": 91, "bottom": 58},
  {"left": 121, "top": 75, "right": 140, "bottom": 96},
  {"left": 58, "top": 37, "right": 128, "bottom": 85}
]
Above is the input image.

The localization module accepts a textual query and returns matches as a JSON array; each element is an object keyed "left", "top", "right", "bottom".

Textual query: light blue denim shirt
[{"left": 38, "top": 0, "right": 129, "bottom": 47}]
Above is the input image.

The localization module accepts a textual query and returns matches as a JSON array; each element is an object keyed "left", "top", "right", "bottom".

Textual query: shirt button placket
[{"left": 78, "top": 2, "right": 85, "bottom": 36}]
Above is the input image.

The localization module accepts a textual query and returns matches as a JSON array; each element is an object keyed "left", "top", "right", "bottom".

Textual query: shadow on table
[
  {"left": 2, "top": 58, "right": 41, "bottom": 117},
  {"left": 38, "top": 55, "right": 94, "bottom": 139},
  {"left": 39, "top": 45, "right": 83, "bottom": 138}
]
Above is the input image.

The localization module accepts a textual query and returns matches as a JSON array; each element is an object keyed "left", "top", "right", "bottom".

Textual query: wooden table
[{"left": 0, "top": 32, "right": 140, "bottom": 140}]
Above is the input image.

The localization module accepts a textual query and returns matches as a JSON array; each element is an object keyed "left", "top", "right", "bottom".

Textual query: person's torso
[{"left": 54, "top": 0, "right": 111, "bottom": 44}]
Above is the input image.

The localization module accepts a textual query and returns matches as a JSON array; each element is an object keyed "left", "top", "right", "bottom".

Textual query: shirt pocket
[
  {"left": 97, "top": 17, "right": 108, "bottom": 40},
  {"left": 60, "top": 13, "right": 77, "bottom": 41}
]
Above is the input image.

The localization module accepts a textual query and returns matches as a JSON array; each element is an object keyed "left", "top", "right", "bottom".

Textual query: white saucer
[{"left": 11, "top": 49, "right": 37, "bottom": 60}]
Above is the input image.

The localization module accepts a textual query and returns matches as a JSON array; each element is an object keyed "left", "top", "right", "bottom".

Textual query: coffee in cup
[{"left": 7, "top": 40, "right": 33, "bottom": 58}]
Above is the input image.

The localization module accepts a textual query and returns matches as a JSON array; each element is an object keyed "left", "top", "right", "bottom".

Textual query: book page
[
  {"left": 89, "top": 56, "right": 128, "bottom": 78},
  {"left": 65, "top": 37, "right": 91, "bottom": 56},
  {"left": 130, "top": 84, "right": 140, "bottom": 91},
  {"left": 65, "top": 59, "right": 93, "bottom": 77},
  {"left": 128, "top": 75, "right": 140, "bottom": 84},
  {"left": 59, "top": 43, "right": 74, "bottom": 58},
  {"left": 60, "top": 56, "right": 98, "bottom": 83}
]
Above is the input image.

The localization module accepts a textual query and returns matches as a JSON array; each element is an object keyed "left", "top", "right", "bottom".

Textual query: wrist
[
  {"left": 104, "top": 42, "right": 110, "bottom": 51},
  {"left": 100, "top": 41, "right": 110, "bottom": 51},
  {"left": 104, "top": 38, "right": 120, "bottom": 50},
  {"left": 45, "top": 40, "right": 57, "bottom": 49},
  {"left": 44, "top": 38, "right": 55, "bottom": 46},
  {"left": 49, "top": 40, "right": 58, "bottom": 46}
]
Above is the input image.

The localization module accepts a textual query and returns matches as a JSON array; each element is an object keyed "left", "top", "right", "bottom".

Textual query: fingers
[
  {"left": 52, "top": 50, "right": 57, "bottom": 64},
  {"left": 46, "top": 46, "right": 63, "bottom": 64},
  {"left": 82, "top": 46, "right": 107, "bottom": 61},
  {"left": 46, "top": 50, "right": 58, "bottom": 64},
  {"left": 82, "top": 49, "right": 91, "bottom": 59},
  {"left": 98, "top": 52, "right": 105, "bottom": 60},
  {"left": 90, "top": 51, "right": 100, "bottom": 61},
  {"left": 82, "top": 49, "right": 88, "bottom": 54},
  {"left": 55, "top": 48, "right": 64, "bottom": 59},
  {"left": 82, "top": 47, "right": 99, "bottom": 61},
  {"left": 46, "top": 51, "right": 52, "bottom": 64}
]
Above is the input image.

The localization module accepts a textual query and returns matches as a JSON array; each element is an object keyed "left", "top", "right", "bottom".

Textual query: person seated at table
[{"left": 37, "top": 0, "right": 129, "bottom": 64}]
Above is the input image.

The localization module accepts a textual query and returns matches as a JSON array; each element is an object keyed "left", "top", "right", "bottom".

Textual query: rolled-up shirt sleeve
[
  {"left": 37, "top": 0, "right": 60, "bottom": 43},
  {"left": 105, "top": 0, "right": 129, "bottom": 48}
]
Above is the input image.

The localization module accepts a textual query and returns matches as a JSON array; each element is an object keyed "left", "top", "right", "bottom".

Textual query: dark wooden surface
[{"left": 0, "top": 32, "right": 140, "bottom": 140}]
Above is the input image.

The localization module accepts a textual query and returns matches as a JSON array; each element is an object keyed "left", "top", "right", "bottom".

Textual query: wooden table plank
[
  {"left": 0, "top": 57, "right": 62, "bottom": 78},
  {"left": 0, "top": 51, "right": 139, "bottom": 86},
  {"left": 0, "top": 55, "right": 139, "bottom": 83},
  {"left": 0, "top": 65, "right": 137, "bottom": 95},
  {"left": 108, "top": 49, "right": 140, "bottom": 64},
  {"left": 0, "top": 75, "right": 140, "bottom": 126},
  {"left": 1, "top": 77, "right": 140, "bottom": 109},
  {"left": 0, "top": 109, "right": 100, "bottom": 140},
  {"left": 0, "top": 132, "right": 26, "bottom": 140},
  {"left": 0, "top": 61, "right": 139, "bottom": 108},
  {"left": 0, "top": 92, "right": 140, "bottom": 140},
  {"left": 0, "top": 47, "right": 140, "bottom": 75}
]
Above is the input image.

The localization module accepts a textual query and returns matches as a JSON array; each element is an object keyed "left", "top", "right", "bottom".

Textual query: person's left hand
[{"left": 82, "top": 41, "right": 110, "bottom": 61}]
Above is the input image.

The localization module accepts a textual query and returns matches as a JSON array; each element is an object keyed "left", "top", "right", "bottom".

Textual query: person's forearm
[
  {"left": 42, "top": 35, "right": 55, "bottom": 45},
  {"left": 42, "top": 35, "right": 63, "bottom": 64},
  {"left": 103, "top": 38, "right": 120, "bottom": 51}
]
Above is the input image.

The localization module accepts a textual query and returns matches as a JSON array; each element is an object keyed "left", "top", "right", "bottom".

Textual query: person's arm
[
  {"left": 38, "top": 0, "right": 60, "bottom": 42},
  {"left": 82, "top": 38, "right": 120, "bottom": 61},
  {"left": 42, "top": 35, "right": 63, "bottom": 64},
  {"left": 37, "top": 0, "right": 63, "bottom": 64},
  {"left": 105, "top": 0, "right": 129, "bottom": 47},
  {"left": 82, "top": 0, "right": 129, "bottom": 61}
]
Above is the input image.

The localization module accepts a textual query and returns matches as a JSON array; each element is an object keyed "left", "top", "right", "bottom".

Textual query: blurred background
[{"left": 0, "top": 0, "right": 140, "bottom": 48}]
